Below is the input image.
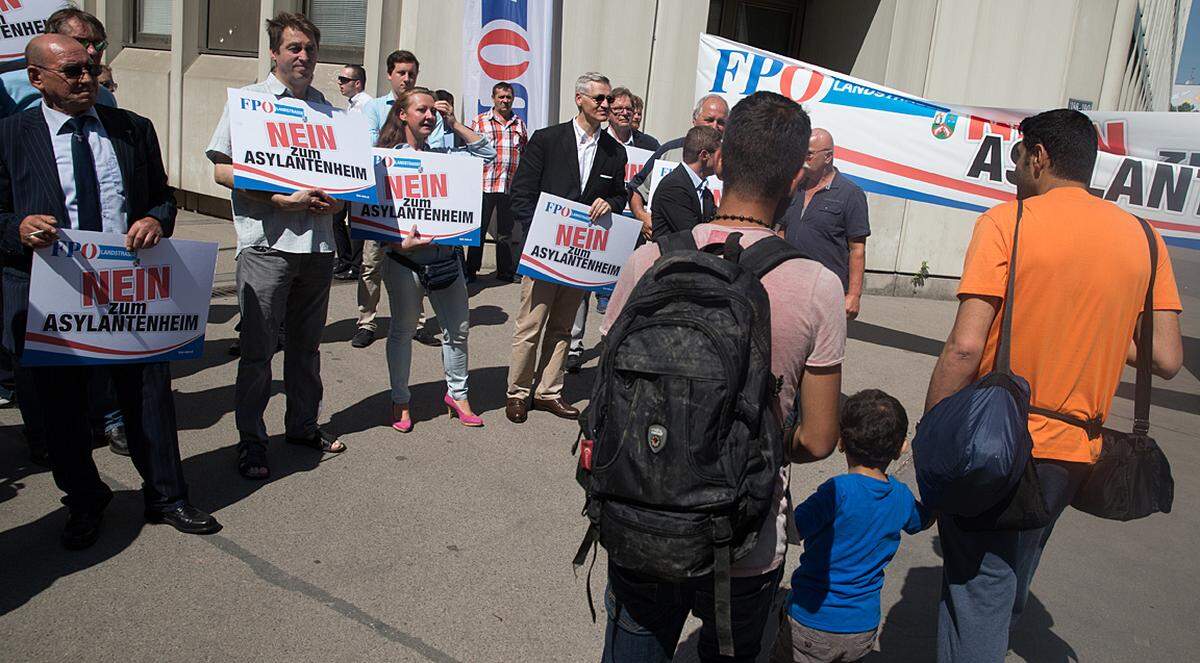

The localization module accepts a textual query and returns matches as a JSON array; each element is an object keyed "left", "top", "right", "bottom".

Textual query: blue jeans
[
  {"left": 602, "top": 562, "right": 785, "bottom": 663},
  {"left": 382, "top": 257, "right": 470, "bottom": 404}
]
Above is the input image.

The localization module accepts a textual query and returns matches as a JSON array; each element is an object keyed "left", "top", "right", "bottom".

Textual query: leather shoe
[
  {"left": 61, "top": 509, "right": 104, "bottom": 550},
  {"left": 505, "top": 397, "right": 528, "bottom": 424},
  {"left": 351, "top": 327, "right": 375, "bottom": 348},
  {"left": 146, "top": 504, "right": 222, "bottom": 535},
  {"left": 532, "top": 397, "right": 580, "bottom": 419},
  {"left": 107, "top": 426, "right": 130, "bottom": 456}
]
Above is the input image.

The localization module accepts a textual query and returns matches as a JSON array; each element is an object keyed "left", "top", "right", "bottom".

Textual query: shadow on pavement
[
  {"left": 0, "top": 424, "right": 48, "bottom": 505},
  {"left": 849, "top": 320, "right": 944, "bottom": 358}
]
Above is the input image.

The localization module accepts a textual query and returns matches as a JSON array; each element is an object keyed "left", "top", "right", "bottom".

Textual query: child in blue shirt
[{"left": 773, "top": 389, "right": 933, "bottom": 663}]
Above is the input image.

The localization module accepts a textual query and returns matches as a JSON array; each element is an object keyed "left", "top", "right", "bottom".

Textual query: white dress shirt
[
  {"left": 607, "top": 126, "right": 634, "bottom": 146},
  {"left": 573, "top": 116, "right": 600, "bottom": 192},
  {"left": 346, "top": 91, "right": 372, "bottom": 113},
  {"left": 683, "top": 162, "right": 706, "bottom": 206},
  {"left": 42, "top": 101, "right": 127, "bottom": 234}
]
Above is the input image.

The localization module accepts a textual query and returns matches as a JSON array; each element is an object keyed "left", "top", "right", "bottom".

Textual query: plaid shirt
[{"left": 471, "top": 110, "right": 528, "bottom": 193}]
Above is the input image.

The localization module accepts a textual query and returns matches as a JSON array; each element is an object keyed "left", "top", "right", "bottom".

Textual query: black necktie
[
  {"left": 68, "top": 116, "right": 102, "bottom": 232},
  {"left": 699, "top": 182, "right": 716, "bottom": 220}
]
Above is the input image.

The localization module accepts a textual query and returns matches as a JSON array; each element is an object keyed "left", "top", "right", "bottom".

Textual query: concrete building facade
[{"left": 79, "top": 0, "right": 1190, "bottom": 287}]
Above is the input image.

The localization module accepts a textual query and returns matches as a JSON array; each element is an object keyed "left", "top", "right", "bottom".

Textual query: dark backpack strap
[
  {"left": 711, "top": 515, "right": 735, "bottom": 657},
  {"left": 737, "top": 234, "right": 806, "bottom": 280},
  {"left": 655, "top": 230, "right": 698, "bottom": 255},
  {"left": 572, "top": 522, "right": 601, "bottom": 623}
]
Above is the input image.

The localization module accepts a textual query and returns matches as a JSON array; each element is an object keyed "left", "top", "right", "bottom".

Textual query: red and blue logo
[
  {"left": 238, "top": 96, "right": 307, "bottom": 121},
  {"left": 476, "top": 0, "right": 532, "bottom": 123}
]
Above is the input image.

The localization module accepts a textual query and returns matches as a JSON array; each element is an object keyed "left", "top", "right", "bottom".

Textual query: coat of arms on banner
[{"left": 931, "top": 111, "right": 958, "bottom": 140}]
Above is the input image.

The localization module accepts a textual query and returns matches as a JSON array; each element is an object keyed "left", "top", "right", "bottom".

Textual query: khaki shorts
[{"left": 771, "top": 614, "right": 878, "bottom": 663}]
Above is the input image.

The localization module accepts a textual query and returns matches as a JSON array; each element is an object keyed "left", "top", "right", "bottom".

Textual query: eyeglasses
[
  {"left": 337, "top": 76, "right": 362, "bottom": 84},
  {"left": 73, "top": 37, "right": 108, "bottom": 53},
  {"left": 806, "top": 148, "right": 833, "bottom": 158},
  {"left": 588, "top": 94, "right": 614, "bottom": 105},
  {"left": 32, "top": 63, "right": 103, "bottom": 82},
  {"left": 610, "top": 106, "right": 633, "bottom": 114}
]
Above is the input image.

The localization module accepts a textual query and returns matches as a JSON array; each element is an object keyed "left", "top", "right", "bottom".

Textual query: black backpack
[{"left": 572, "top": 230, "right": 802, "bottom": 657}]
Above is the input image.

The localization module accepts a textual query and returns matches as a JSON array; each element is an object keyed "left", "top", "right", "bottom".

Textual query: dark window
[
  {"left": 305, "top": 0, "right": 367, "bottom": 64},
  {"left": 707, "top": 0, "right": 803, "bottom": 59},
  {"left": 204, "top": 0, "right": 260, "bottom": 55},
  {"left": 127, "top": 0, "right": 172, "bottom": 49}
]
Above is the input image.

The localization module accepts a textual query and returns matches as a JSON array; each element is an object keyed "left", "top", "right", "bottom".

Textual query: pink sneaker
[
  {"left": 392, "top": 417, "right": 413, "bottom": 433},
  {"left": 444, "top": 394, "right": 484, "bottom": 427}
]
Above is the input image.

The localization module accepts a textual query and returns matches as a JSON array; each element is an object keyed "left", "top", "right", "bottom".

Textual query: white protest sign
[
  {"left": 647, "top": 159, "right": 723, "bottom": 208},
  {"left": 516, "top": 193, "right": 641, "bottom": 294},
  {"left": 0, "top": 0, "right": 66, "bottom": 63},
  {"left": 227, "top": 88, "right": 377, "bottom": 204},
  {"left": 349, "top": 148, "right": 485, "bottom": 246},
  {"left": 24, "top": 231, "right": 218, "bottom": 366},
  {"left": 624, "top": 146, "right": 656, "bottom": 185}
]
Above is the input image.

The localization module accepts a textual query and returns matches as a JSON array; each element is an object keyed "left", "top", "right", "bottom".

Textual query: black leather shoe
[
  {"left": 532, "top": 397, "right": 580, "bottom": 419},
  {"left": 351, "top": 327, "right": 375, "bottom": 348},
  {"left": 61, "top": 509, "right": 104, "bottom": 550},
  {"left": 413, "top": 328, "right": 442, "bottom": 347},
  {"left": 565, "top": 354, "right": 584, "bottom": 374},
  {"left": 107, "top": 426, "right": 130, "bottom": 456},
  {"left": 145, "top": 504, "right": 222, "bottom": 535},
  {"left": 505, "top": 398, "right": 528, "bottom": 424}
]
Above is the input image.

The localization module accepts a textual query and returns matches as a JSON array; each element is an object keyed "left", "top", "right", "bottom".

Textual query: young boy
[{"left": 773, "top": 389, "right": 932, "bottom": 663}]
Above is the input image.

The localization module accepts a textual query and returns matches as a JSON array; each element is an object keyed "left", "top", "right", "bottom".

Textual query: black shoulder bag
[{"left": 1029, "top": 217, "right": 1174, "bottom": 521}]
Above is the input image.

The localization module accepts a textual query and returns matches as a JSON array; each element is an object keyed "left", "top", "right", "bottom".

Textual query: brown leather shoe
[
  {"left": 531, "top": 397, "right": 580, "bottom": 419},
  {"left": 505, "top": 397, "right": 528, "bottom": 423}
]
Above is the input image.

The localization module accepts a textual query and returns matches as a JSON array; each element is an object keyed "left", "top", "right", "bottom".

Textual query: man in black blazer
[
  {"left": 506, "top": 72, "right": 628, "bottom": 423},
  {"left": 651, "top": 125, "right": 721, "bottom": 240},
  {"left": 0, "top": 35, "right": 220, "bottom": 549}
]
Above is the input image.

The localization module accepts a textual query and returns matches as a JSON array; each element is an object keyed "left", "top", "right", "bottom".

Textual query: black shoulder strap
[
  {"left": 994, "top": 199, "right": 1022, "bottom": 375},
  {"left": 655, "top": 230, "right": 698, "bottom": 254},
  {"left": 738, "top": 234, "right": 806, "bottom": 280},
  {"left": 1028, "top": 213, "right": 1158, "bottom": 437}
]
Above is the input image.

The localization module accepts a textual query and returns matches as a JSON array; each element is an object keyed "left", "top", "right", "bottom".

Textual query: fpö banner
[
  {"left": 462, "top": 0, "right": 554, "bottom": 130},
  {"left": 697, "top": 34, "right": 1200, "bottom": 249},
  {"left": 517, "top": 193, "right": 641, "bottom": 294},
  {"left": 349, "top": 148, "right": 484, "bottom": 247},
  {"left": 227, "top": 88, "right": 377, "bottom": 204},
  {"left": 0, "top": 0, "right": 65, "bottom": 63},
  {"left": 24, "top": 231, "right": 218, "bottom": 366}
]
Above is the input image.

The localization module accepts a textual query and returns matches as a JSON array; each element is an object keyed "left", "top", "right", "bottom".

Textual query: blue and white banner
[
  {"left": 517, "top": 193, "right": 641, "bottom": 294},
  {"left": 462, "top": 0, "right": 555, "bottom": 131},
  {"left": 697, "top": 34, "right": 1200, "bottom": 249},
  {"left": 24, "top": 231, "right": 217, "bottom": 366},
  {"left": 349, "top": 148, "right": 484, "bottom": 247}
]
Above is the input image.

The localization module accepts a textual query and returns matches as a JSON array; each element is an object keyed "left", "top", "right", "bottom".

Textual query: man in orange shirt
[{"left": 924, "top": 109, "right": 1183, "bottom": 663}]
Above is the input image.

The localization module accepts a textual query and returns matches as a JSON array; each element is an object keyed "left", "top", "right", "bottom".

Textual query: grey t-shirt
[{"left": 780, "top": 170, "right": 870, "bottom": 293}]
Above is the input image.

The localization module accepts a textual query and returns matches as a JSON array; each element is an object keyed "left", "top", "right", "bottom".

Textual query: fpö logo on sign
[
  {"left": 374, "top": 154, "right": 423, "bottom": 171},
  {"left": 51, "top": 241, "right": 139, "bottom": 262},
  {"left": 543, "top": 200, "right": 591, "bottom": 223},
  {"left": 476, "top": 0, "right": 533, "bottom": 122},
  {"left": 238, "top": 97, "right": 307, "bottom": 121},
  {"left": 708, "top": 49, "right": 830, "bottom": 104}
]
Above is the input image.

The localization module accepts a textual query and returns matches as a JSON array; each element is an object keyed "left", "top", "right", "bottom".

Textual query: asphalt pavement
[{"left": 0, "top": 212, "right": 1196, "bottom": 662}]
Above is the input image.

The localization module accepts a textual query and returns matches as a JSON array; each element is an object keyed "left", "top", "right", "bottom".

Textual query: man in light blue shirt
[{"left": 206, "top": 12, "right": 348, "bottom": 479}]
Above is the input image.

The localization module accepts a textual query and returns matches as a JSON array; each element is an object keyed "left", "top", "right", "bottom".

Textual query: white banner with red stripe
[
  {"left": 24, "top": 231, "right": 217, "bottom": 366},
  {"left": 697, "top": 34, "right": 1200, "bottom": 249},
  {"left": 349, "top": 148, "right": 484, "bottom": 247},
  {"left": 462, "top": 0, "right": 555, "bottom": 132},
  {"left": 226, "top": 88, "right": 377, "bottom": 204}
]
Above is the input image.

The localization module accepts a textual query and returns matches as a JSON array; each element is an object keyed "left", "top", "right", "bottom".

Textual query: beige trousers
[
  {"left": 356, "top": 240, "right": 386, "bottom": 331},
  {"left": 507, "top": 277, "right": 586, "bottom": 400}
]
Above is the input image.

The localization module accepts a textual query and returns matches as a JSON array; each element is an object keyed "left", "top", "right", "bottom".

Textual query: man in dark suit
[
  {"left": 0, "top": 35, "right": 220, "bottom": 549},
  {"left": 651, "top": 125, "right": 721, "bottom": 240},
  {"left": 505, "top": 72, "right": 628, "bottom": 423}
]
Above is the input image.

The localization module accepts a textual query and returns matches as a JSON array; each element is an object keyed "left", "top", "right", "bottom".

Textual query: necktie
[
  {"left": 68, "top": 116, "right": 103, "bottom": 232},
  {"left": 698, "top": 182, "right": 716, "bottom": 220}
]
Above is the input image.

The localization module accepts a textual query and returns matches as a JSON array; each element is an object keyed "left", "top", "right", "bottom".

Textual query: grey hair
[
  {"left": 575, "top": 72, "right": 610, "bottom": 96},
  {"left": 692, "top": 94, "right": 729, "bottom": 120}
]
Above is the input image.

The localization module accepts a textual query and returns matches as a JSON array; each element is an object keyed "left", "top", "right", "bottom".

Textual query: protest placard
[
  {"left": 0, "top": 0, "right": 64, "bottom": 63},
  {"left": 23, "top": 231, "right": 218, "bottom": 366},
  {"left": 348, "top": 148, "right": 484, "bottom": 246},
  {"left": 516, "top": 193, "right": 641, "bottom": 294},
  {"left": 624, "top": 146, "right": 656, "bottom": 184},
  {"left": 227, "top": 88, "right": 377, "bottom": 204},
  {"left": 646, "top": 159, "right": 724, "bottom": 208}
]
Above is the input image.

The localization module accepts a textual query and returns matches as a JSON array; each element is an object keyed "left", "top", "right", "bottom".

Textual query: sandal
[
  {"left": 237, "top": 440, "right": 269, "bottom": 480},
  {"left": 285, "top": 429, "right": 346, "bottom": 454}
]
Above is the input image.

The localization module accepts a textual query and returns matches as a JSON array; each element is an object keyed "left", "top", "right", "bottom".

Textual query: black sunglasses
[
  {"left": 33, "top": 63, "right": 103, "bottom": 81},
  {"left": 589, "top": 94, "right": 614, "bottom": 105},
  {"left": 73, "top": 37, "right": 108, "bottom": 52},
  {"left": 337, "top": 76, "right": 362, "bottom": 84}
]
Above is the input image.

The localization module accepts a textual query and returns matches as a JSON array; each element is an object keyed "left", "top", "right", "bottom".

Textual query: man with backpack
[
  {"left": 924, "top": 109, "right": 1183, "bottom": 662},
  {"left": 583, "top": 91, "right": 846, "bottom": 662}
]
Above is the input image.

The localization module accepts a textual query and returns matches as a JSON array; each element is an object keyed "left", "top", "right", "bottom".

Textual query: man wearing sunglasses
[
  {"left": 0, "top": 34, "right": 223, "bottom": 548},
  {"left": 336, "top": 64, "right": 372, "bottom": 114},
  {"left": 505, "top": 72, "right": 628, "bottom": 424},
  {"left": 332, "top": 65, "right": 372, "bottom": 282},
  {"left": 0, "top": 8, "right": 117, "bottom": 119}
]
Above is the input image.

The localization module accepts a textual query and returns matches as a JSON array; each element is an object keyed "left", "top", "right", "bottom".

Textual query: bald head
[
  {"left": 810, "top": 128, "right": 833, "bottom": 151},
  {"left": 692, "top": 94, "right": 729, "bottom": 133},
  {"left": 804, "top": 128, "right": 836, "bottom": 182},
  {"left": 26, "top": 34, "right": 98, "bottom": 116}
]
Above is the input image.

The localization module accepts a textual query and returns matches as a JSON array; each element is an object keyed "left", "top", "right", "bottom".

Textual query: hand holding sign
[
  {"left": 20, "top": 215, "right": 58, "bottom": 249},
  {"left": 392, "top": 225, "right": 435, "bottom": 252},
  {"left": 125, "top": 217, "right": 164, "bottom": 251},
  {"left": 588, "top": 198, "right": 612, "bottom": 220}
]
